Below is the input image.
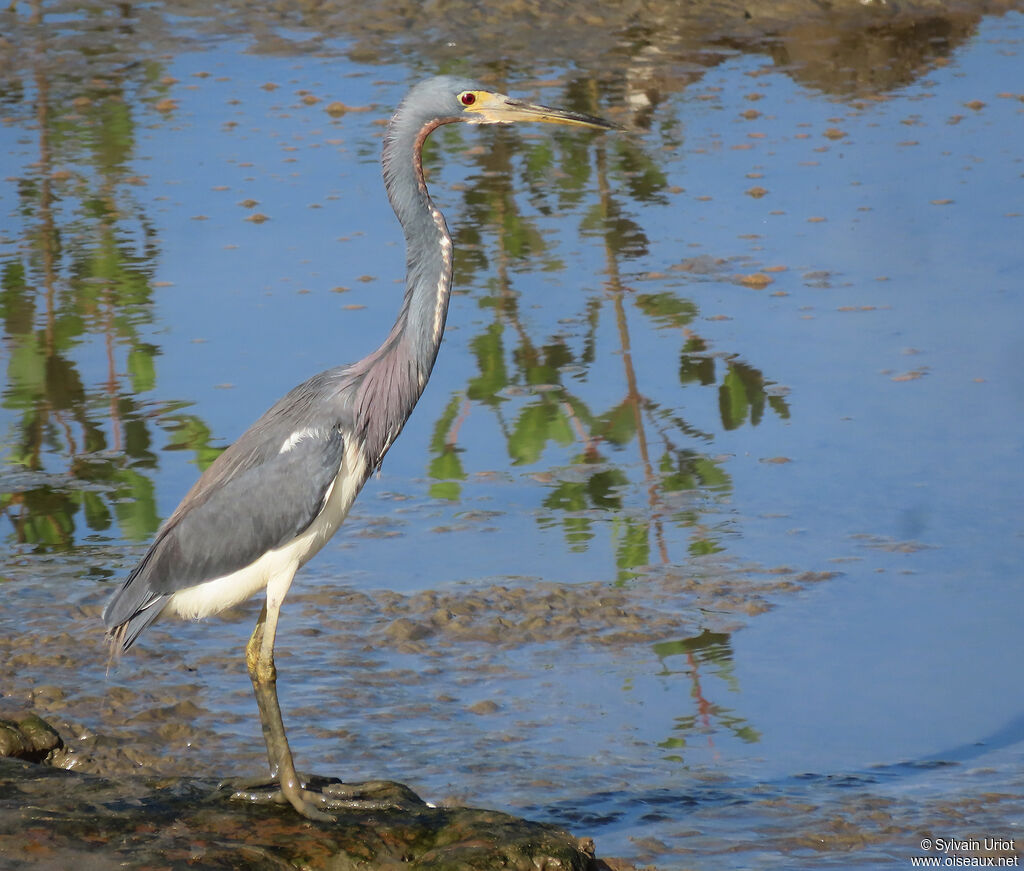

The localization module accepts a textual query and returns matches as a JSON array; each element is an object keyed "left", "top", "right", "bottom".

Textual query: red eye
[{"left": 460, "top": 92, "right": 476, "bottom": 106}]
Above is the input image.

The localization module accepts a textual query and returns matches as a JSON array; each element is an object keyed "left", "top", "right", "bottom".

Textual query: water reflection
[
  {"left": 424, "top": 103, "right": 788, "bottom": 579},
  {"left": 653, "top": 631, "right": 760, "bottom": 762},
  {"left": 0, "top": 0, "right": 994, "bottom": 565},
  {"left": 117, "top": 0, "right": 1010, "bottom": 98},
  {"left": 0, "top": 40, "right": 786, "bottom": 583},
  {"left": 769, "top": 12, "right": 980, "bottom": 96},
  {"left": 0, "top": 10, "right": 220, "bottom": 549}
]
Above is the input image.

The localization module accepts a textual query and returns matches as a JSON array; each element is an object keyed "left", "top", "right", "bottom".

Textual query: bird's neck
[
  {"left": 353, "top": 114, "right": 456, "bottom": 468},
  {"left": 383, "top": 116, "right": 455, "bottom": 377}
]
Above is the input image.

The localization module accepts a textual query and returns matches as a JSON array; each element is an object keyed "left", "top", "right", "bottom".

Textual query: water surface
[{"left": 1, "top": 3, "right": 1022, "bottom": 868}]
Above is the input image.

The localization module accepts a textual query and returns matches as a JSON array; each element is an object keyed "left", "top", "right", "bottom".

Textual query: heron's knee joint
[{"left": 250, "top": 660, "right": 277, "bottom": 684}]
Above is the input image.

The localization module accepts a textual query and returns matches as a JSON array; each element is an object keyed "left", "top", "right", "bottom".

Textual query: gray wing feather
[
  {"left": 103, "top": 423, "right": 345, "bottom": 646},
  {"left": 150, "top": 424, "right": 344, "bottom": 590}
]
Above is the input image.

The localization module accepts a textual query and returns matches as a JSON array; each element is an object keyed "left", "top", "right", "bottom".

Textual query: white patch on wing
[
  {"left": 166, "top": 440, "right": 369, "bottom": 621},
  {"left": 278, "top": 426, "right": 325, "bottom": 454}
]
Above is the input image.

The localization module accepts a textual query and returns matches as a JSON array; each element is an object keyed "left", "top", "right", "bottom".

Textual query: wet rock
[
  {"left": 0, "top": 713, "right": 63, "bottom": 763},
  {"left": 0, "top": 720, "right": 601, "bottom": 870}
]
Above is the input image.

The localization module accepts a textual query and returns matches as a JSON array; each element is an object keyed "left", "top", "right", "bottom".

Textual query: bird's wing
[
  {"left": 150, "top": 423, "right": 345, "bottom": 591},
  {"left": 103, "top": 424, "right": 345, "bottom": 631}
]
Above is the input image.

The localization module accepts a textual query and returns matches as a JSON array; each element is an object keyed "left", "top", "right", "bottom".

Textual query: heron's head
[{"left": 400, "top": 75, "right": 619, "bottom": 132}]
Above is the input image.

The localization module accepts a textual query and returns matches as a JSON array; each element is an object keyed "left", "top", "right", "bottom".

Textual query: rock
[
  {"left": 0, "top": 740, "right": 600, "bottom": 870},
  {"left": 0, "top": 713, "right": 64, "bottom": 763}
]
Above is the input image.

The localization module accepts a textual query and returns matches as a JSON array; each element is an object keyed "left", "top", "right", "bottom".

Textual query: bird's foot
[{"left": 223, "top": 774, "right": 424, "bottom": 821}]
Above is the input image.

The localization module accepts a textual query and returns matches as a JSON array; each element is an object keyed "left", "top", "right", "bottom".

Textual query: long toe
[
  {"left": 287, "top": 792, "right": 337, "bottom": 822},
  {"left": 319, "top": 779, "right": 424, "bottom": 811},
  {"left": 225, "top": 779, "right": 335, "bottom": 822},
  {"left": 225, "top": 775, "right": 422, "bottom": 819}
]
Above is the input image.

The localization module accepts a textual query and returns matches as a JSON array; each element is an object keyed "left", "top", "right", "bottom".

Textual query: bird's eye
[{"left": 459, "top": 92, "right": 476, "bottom": 106}]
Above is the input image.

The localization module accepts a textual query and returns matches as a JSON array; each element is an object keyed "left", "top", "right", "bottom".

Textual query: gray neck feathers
[{"left": 353, "top": 105, "right": 456, "bottom": 468}]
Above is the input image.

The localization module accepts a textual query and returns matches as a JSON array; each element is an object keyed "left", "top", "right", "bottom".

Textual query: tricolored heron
[{"left": 103, "top": 75, "right": 617, "bottom": 821}]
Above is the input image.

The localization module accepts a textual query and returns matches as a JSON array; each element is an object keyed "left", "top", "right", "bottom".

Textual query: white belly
[{"left": 166, "top": 441, "right": 369, "bottom": 620}]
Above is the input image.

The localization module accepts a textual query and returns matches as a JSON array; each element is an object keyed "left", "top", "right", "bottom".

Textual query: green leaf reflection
[
  {"left": 429, "top": 79, "right": 789, "bottom": 581},
  {"left": 653, "top": 630, "right": 760, "bottom": 760},
  {"left": 0, "top": 14, "right": 216, "bottom": 551}
]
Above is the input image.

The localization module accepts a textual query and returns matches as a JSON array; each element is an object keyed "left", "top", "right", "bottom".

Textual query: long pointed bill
[{"left": 465, "top": 93, "right": 620, "bottom": 130}]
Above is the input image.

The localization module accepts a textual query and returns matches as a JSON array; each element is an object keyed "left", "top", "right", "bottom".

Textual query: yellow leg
[
  {"left": 245, "top": 594, "right": 336, "bottom": 821},
  {"left": 238, "top": 577, "right": 400, "bottom": 821}
]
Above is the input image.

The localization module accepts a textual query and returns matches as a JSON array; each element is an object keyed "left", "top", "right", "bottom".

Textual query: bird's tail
[
  {"left": 103, "top": 546, "right": 171, "bottom": 665},
  {"left": 104, "top": 597, "right": 167, "bottom": 654}
]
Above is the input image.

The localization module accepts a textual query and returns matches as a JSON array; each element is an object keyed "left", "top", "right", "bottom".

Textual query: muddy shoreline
[{"left": 0, "top": 753, "right": 609, "bottom": 870}]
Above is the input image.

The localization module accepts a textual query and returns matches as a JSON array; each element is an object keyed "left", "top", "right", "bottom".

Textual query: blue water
[{"left": 1, "top": 6, "right": 1022, "bottom": 868}]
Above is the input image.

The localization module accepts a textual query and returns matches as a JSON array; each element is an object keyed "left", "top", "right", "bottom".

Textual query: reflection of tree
[
  {"left": 767, "top": 12, "right": 978, "bottom": 97},
  {"left": 0, "top": 9, "right": 217, "bottom": 549},
  {"left": 429, "top": 79, "right": 788, "bottom": 581},
  {"left": 653, "top": 630, "right": 759, "bottom": 762},
  {"left": 142, "top": 0, "right": 995, "bottom": 104},
  {"left": 426, "top": 395, "right": 469, "bottom": 501}
]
